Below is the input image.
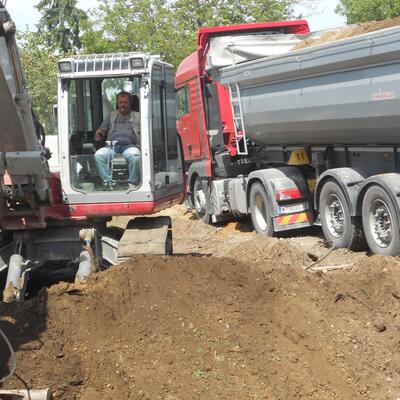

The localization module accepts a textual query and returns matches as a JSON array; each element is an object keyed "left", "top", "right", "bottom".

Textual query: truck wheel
[
  {"left": 249, "top": 182, "right": 274, "bottom": 236},
  {"left": 192, "top": 177, "right": 211, "bottom": 224},
  {"left": 362, "top": 185, "right": 400, "bottom": 256},
  {"left": 320, "top": 180, "right": 365, "bottom": 250}
]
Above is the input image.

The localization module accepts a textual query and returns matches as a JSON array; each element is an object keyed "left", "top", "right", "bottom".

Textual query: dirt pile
[
  {"left": 295, "top": 16, "right": 400, "bottom": 50},
  {"left": 0, "top": 255, "right": 400, "bottom": 399},
  {"left": 1, "top": 206, "right": 400, "bottom": 399}
]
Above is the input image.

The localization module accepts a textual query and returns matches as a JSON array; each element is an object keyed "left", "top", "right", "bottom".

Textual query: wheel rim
[
  {"left": 254, "top": 193, "right": 268, "bottom": 231},
  {"left": 369, "top": 199, "right": 393, "bottom": 248},
  {"left": 194, "top": 182, "right": 206, "bottom": 216},
  {"left": 324, "top": 194, "right": 345, "bottom": 238}
]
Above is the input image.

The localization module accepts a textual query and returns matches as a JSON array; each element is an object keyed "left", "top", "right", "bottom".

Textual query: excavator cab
[{"left": 57, "top": 53, "right": 184, "bottom": 212}]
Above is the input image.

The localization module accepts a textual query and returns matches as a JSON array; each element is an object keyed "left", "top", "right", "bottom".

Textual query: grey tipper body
[
  {"left": 100, "top": 111, "right": 140, "bottom": 146},
  {"left": 219, "top": 25, "right": 400, "bottom": 146}
]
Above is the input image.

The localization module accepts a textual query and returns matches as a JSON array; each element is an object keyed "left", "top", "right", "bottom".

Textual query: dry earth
[
  {"left": 1, "top": 205, "right": 400, "bottom": 399},
  {"left": 294, "top": 16, "right": 400, "bottom": 50}
]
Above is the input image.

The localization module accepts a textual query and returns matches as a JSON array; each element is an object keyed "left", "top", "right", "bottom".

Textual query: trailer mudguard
[
  {"left": 355, "top": 173, "right": 400, "bottom": 222},
  {"left": 247, "top": 166, "right": 307, "bottom": 217},
  {"left": 315, "top": 168, "right": 366, "bottom": 216}
]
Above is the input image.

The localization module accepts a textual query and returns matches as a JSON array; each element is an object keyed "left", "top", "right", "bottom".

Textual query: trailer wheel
[
  {"left": 362, "top": 185, "right": 400, "bottom": 256},
  {"left": 192, "top": 177, "right": 211, "bottom": 224},
  {"left": 249, "top": 182, "right": 274, "bottom": 236},
  {"left": 320, "top": 180, "right": 365, "bottom": 250}
]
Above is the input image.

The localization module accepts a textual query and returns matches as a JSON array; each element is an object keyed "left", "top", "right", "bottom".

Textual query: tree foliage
[
  {"left": 18, "top": 31, "right": 58, "bottom": 133},
  {"left": 336, "top": 0, "right": 400, "bottom": 24},
  {"left": 17, "top": 35, "right": 55, "bottom": 132},
  {"left": 17, "top": 1, "right": 88, "bottom": 132},
  {"left": 82, "top": 0, "right": 306, "bottom": 67},
  {"left": 17, "top": 0, "right": 313, "bottom": 131},
  {"left": 35, "top": 0, "right": 88, "bottom": 52}
]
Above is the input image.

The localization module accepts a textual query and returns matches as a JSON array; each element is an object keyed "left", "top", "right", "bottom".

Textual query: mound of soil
[
  {"left": 1, "top": 205, "right": 400, "bottom": 399},
  {"left": 295, "top": 16, "right": 400, "bottom": 50}
]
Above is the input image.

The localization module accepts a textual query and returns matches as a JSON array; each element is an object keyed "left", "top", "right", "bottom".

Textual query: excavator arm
[{"left": 0, "top": 1, "right": 49, "bottom": 212}]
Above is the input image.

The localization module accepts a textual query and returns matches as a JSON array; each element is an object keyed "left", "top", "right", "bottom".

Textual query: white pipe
[
  {"left": 75, "top": 249, "right": 92, "bottom": 282},
  {"left": 0, "top": 388, "right": 51, "bottom": 400}
]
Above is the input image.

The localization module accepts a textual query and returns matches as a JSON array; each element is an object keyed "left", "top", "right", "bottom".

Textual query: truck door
[{"left": 176, "top": 79, "right": 203, "bottom": 160}]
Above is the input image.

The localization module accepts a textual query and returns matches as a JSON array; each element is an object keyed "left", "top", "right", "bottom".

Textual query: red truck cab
[{"left": 175, "top": 20, "right": 310, "bottom": 184}]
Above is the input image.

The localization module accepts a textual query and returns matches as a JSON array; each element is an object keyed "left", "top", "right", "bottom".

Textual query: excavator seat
[
  {"left": 111, "top": 155, "right": 129, "bottom": 182},
  {"left": 80, "top": 141, "right": 130, "bottom": 189}
]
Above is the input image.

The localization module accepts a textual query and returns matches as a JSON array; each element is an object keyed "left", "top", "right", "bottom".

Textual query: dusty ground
[{"left": 1, "top": 205, "right": 400, "bottom": 399}]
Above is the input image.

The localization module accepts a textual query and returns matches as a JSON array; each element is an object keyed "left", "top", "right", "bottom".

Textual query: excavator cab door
[
  {"left": 149, "top": 61, "right": 184, "bottom": 200},
  {"left": 58, "top": 75, "right": 142, "bottom": 198}
]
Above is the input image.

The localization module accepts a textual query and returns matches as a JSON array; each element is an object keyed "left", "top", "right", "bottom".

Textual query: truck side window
[{"left": 176, "top": 86, "right": 190, "bottom": 118}]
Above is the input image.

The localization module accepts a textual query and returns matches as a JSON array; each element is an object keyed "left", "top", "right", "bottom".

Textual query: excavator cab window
[{"left": 66, "top": 76, "right": 141, "bottom": 193}]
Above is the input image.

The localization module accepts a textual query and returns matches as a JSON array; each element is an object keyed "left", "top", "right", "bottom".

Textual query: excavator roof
[{"left": 58, "top": 53, "right": 165, "bottom": 77}]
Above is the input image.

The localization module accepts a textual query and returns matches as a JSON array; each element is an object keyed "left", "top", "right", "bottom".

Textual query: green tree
[
  {"left": 82, "top": 0, "right": 310, "bottom": 67},
  {"left": 16, "top": 1, "right": 88, "bottom": 132},
  {"left": 336, "top": 0, "right": 400, "bottom": 24},
  {"left": 18, "top": 31, "right": 58, "bottom": 133},
  {"left": 82, "top": 0, "right": 174, "bottom": 60},
  {"left": 36, "top": 0, "right": 88, "bottom": 52}
]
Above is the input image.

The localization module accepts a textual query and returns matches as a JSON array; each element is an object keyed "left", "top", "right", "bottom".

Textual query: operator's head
[{"left": 116, "top": 91, "right": 132, "bottom": 116}]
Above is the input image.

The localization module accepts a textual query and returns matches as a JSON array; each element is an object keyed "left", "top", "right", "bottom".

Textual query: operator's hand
[{"left": 95, "top": 129, "right": 105, "bottom": 142}]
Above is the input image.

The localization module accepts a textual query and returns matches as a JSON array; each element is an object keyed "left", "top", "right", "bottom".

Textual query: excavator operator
[{"left": 94, "top": 91, "right": 140, "bottom": 190}]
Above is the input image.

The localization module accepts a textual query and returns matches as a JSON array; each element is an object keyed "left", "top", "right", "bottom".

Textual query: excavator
[{"left": 0, "top": 1, "right": 185, "bottom": 302}]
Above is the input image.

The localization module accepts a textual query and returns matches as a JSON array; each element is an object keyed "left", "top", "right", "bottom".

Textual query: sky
[
  {"left": 5, "top": 0, "right": 99, "bottom": 30},
  {"left": 5, "top": 0, "right": 346, "bottom": 32}
]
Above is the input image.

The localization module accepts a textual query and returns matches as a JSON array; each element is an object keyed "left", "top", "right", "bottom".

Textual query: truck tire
[
  {"left": 192, "top": 177, "right": 211, "bottom": 224},
  {"left": 362, "top": 185, "right": 400, "bottom": 256},
  {"left": 319, "top": 180, "right": 365, "bottom": 250},
  {"left": 249, "top": 182, "right": 274, "bottom": 236}
]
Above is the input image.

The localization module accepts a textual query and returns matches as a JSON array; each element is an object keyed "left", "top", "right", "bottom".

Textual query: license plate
[{"left": 279, "top": 203, "right": 308, "bottom": 214}]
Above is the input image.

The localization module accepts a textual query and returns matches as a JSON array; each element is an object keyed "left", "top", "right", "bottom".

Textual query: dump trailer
[
  {"left": 0, "top": 1, "right": 185, "bottom": 302},
  {"left": 176, "top": 20, "right": 400, "bottom": 256}
]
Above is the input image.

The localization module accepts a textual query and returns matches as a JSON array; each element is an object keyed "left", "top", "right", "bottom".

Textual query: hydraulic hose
[{"left": 0, "top": 327, "right": 16, "bottom": 383}]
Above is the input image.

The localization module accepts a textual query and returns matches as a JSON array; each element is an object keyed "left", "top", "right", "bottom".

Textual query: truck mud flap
[
  {"left": 273, "top": 213, "right": 313, "bottom": 232},
  {"left": 117, "top": 216, "right": 173, "bottom": 259}
]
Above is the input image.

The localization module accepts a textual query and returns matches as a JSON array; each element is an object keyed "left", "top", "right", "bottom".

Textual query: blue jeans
[{"left": 94, "top": 145, "right": 140, "bottom": 184}]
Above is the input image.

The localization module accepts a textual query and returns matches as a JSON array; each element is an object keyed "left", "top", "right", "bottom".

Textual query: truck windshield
[{"left": 66, "top": 76, "right": 142, "bottom": 193}]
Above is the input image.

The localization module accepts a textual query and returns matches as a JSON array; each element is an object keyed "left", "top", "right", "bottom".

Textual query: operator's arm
[
  {"left": 95, "top": 114, "right": 111, "bottom": 142},
  {"left": 95, "top": 128, "right": 106, "bottom": 141}
]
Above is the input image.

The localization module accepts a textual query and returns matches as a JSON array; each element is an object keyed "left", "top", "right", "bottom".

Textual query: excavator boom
[{"left": 0, "top": 1, "right": 49, "bottom": 206}]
